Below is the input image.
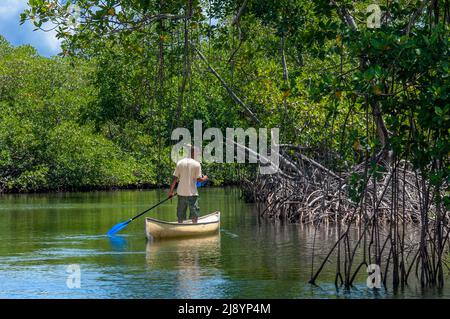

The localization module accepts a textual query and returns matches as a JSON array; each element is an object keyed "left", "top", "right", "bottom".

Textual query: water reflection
[
  {"left": 146, "top": 235, "right": 222, "bottom": 298},
  {"left": 108, "top": 235, "right": 128, "bottom": 251},
  {"left": 146, "top": 235, "right": 221, "bottom": 269}
]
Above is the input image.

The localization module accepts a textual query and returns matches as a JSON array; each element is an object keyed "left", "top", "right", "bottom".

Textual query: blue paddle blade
[
  {"left": 196, "top": 180, "right": 206, "bottom": 187},
  {"left": 107, "top": 219, "right": 132, "bottom": 237}
]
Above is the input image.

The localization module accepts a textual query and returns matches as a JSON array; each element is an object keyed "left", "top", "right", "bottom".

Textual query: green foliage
[
  {"left": 45, "top": 122, "right": 137, "bottom": 189},
  {"left": 4, "top": 0, "right": 450, "bottom": 205},
  {"left": 0, "top": 36, "right": 156, "bottom": 192}
]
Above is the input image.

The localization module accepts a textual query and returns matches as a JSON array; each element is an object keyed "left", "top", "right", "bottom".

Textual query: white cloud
[
  {"left": 43, "top": 28, "right": 62, "bottom": 52},
  {"left": 0, "top": 0, "right": 26, "bottom": 18},
  {"left": 0, "top": 0, "right": 62, "bottom": 56}
]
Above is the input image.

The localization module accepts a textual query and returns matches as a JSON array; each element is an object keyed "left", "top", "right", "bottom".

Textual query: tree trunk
[
  {"left": 175, "top": 0, "right": 193, "bottom": 122},
  {"left": 330, "top": 1, "right": 390, "bottom": 154}
]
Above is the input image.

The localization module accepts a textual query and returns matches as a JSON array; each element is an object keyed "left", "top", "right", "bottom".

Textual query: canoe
[{"left": 145, "top": 211, "right": 220, "bottom": 240}]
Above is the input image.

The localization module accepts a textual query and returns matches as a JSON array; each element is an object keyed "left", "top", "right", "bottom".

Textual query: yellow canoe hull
[{"left": 145, "top": 212, "right": 220, "bottom": 240}]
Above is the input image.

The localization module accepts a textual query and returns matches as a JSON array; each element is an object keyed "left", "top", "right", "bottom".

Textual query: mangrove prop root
[{"left": 242, "top": 145, "right": 449, "bottom": 289}]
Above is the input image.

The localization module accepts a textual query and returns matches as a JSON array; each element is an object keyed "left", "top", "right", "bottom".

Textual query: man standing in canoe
[{"left": 168, "top": 146, "right": 208, "bottom": 224}]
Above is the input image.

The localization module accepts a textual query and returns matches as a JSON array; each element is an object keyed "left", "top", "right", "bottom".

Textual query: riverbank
[{"left": 0, "top": 176, "right": 242, "bottom": 195}]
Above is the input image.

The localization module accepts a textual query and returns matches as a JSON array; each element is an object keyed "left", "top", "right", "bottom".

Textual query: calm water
[{"left": 0, "top": 187, "right": 448, "bottom": 299}]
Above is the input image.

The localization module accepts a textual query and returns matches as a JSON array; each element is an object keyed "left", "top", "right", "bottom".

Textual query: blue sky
[{"left": 0, "top": 0, "right": 61, "bottom": 57}]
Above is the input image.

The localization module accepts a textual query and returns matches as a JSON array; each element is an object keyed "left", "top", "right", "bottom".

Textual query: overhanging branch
[{"left": 192, "top": 43, "right": 262, "bottom": 125}]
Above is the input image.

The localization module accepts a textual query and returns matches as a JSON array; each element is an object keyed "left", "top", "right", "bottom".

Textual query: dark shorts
[{"left": 177, "top": 196, "right": 200, "bottom": 220}]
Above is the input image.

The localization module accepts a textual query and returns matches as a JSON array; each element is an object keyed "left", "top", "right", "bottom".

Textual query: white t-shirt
[{"left": 173, "top": 158, "right": 202, "bottom": 196}]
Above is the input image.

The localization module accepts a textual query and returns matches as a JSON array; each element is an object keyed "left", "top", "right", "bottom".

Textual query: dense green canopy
[{"left": 0, "top": 0, "right": 447, "bottom": 204}]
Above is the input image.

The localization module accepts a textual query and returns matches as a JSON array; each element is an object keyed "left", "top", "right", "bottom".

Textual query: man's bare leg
[{"left": 192, "top": 217, "right": 198, "bottom": 224}]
